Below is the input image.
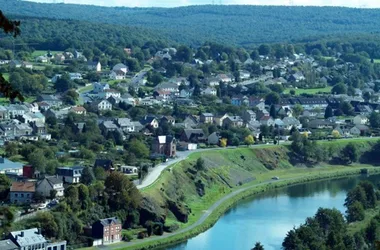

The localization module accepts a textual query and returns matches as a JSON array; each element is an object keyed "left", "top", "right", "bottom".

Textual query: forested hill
[{"left": 2, "top": 1, "right": 380, "bottom": 46}]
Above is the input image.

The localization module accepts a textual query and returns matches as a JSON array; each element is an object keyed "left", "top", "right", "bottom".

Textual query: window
[
  {"left": 21, "top": 194, "right": 24, "bottom": 198},
  {"left": 15, "top": 193, "right": 18, "bottom": 197},
  {"left": 27, "top": 194, "right": 30, "bottom": 197}
]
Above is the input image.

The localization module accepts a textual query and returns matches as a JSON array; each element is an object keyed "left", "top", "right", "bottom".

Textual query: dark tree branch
[{"left": 0, "top": 10, "right": 23, "bottom": 102}]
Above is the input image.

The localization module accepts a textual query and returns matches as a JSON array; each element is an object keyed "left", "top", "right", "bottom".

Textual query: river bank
[{"left": 109, "top": 165, "right": 380, "bottom": 250}]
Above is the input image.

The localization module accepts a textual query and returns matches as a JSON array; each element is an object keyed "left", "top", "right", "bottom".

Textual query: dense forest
[{"left": 2, "top": 1, "right": 380, "bottom": 46}]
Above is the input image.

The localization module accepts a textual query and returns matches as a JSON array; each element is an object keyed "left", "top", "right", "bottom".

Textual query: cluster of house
[
  {"left": 0, "top": 228, "right": 66, "bottom": 250},
  {"left": 0, "top": 218, "right": 122, "bottom": 249}
]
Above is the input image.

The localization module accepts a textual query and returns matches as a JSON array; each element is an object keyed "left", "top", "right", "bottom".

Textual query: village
[{"left": 0, "top": 43, "right": 380, "bottom": 248}]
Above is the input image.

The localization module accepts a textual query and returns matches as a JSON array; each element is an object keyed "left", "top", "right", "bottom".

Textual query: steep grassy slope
[
  {"left": 140, "top": 140, "right": 377, "bottom": 229},
  {"left": 2, "top": 1, "right": 380, "bottom": 45}
]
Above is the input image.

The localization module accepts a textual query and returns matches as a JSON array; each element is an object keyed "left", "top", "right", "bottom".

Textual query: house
[
  {"left": 92, "top": 217, "right": 122, "bottom": 246},
  {"left": 56, "top": 166, "right": 84, "bottom": 183},
  {"left": 260, "top": 116, "right": 274, "bottom": 126},
  {"left": 183, "top": 115, "right": 198, "bottom": 128},
  {"left": 54, "top": 53, "right": 65, "bottom": 63},
  {"left": 36, "top": 56, "right": 48, "bottom": 63},
  {"left": 109, "top": 70, "right": 126, "bottom": 80},
  {"left": 154, "top": 83, "right": 179, "bottom": 94},
  {"left": 36, "top": 176, "right": 64, "bottom": 198},
  {"left": 140, "top": 115, "right": 159, "bottom": 128},
  {"left": 160, "top": 116, "right": 175, "bottom": 125},
  {"left": 93, "top": 82, "right": 110, "bottom": 93},
  {"left": 9, "top": 228, "right": 67, "bottom": 250},
  {"left": 355, "top": 105, "right": 373, "bottom": 115},
  {"left": 152, "top": 135, "right": 177, "bottom": 158},
  {"left": 353, "top": 115, "right": 368, "bottom": 125},
  {"left": 115, "top": 118, "right": 136, "bottom": 133},
  {"left": 98, "top": 89, "right": 121, "bottom": 99},
  {"left": 100, "top": 121, "right": 119, "bottom": 133},
  {"left": 94, "top": 159, "right": 115, "bottom": 171},
  {"left": 87, "top": 61, "right": 102, "bottom": 72},
  {"left": 70, "top": 106, "right": 87, "bottom": 115},
  {"left": 180, "top": 129, "right": 207, "bottom": 143},
  {"left": 200, "top": 113, "right": 214, "bottom": 124},
  {"left": 274, "top": 119, "right": 286, "bottom": 129},
  {"left": 69, "top": 73, "right": 83, "bottom": 81},
  {"left": 0, "top": 157, "right": 23, "bottom": 175},
  {"left": 282, "top": 117, "right": 302, "bottom": 130},
  {"left": 44, "top": 109, "right": 69, "bottom": 120},
  {"left": 63, "top": 51, "right": 74, "bottom": 59},
  {"left": 32, "top": 122, "right": 46, "bottom": 135},
  {"left": 308, "top": 119, "right": 335, "bottom": 129},
  {"left": 9, "top": 60, "right": 22, "bottom": 68},
  {"left": 10, "top": 181, "right": 35, "bottom": 204},
  {"left": 120, "top": 166, "right": 138, "bottom": 174},
  {"left": 91, "top": 100, "right": 112, "bottom": 111},
  {"left": 207, "top": 132, "right": 220, "bottom": 145},
  {"left": 289, "top": 72, "right": 305, "bottom": 82},
  {"left": 112, "top": 63, "right": 128, "bottom": 74},
  {"left": 242, "top": 110, "right": 256, "bottom": 123},
  {"left": 202, "top": 87, "right": 217, "bottom": 96},
  {"left": 217, "top": 74, "right": 233, "bottom": 83},
  {"left": 0, "top": 239, "right": 18, "bottom": 250},
  {"left": 223, "top": 116, "right": 244, "bottom": 128},
  {"left": 214, "top": 113, "right": 229, "bottom": 127},
  {"left": 355, "top": 124, "right": 370, "bottom": 135},
  {"left": 22, "top": 62, "right": 33, "bottom": 69},
  {"left": 37, "top": 95, "right": 62, "bottom": 108},
  {"left": 239, "top": 70, "right": 251, "bottom": 80}
]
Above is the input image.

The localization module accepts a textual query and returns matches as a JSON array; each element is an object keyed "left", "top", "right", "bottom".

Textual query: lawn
[
  {"left": 31, "top": 50, "right": 63, "bottom": 58},
  {"left": 3, "top": 73, "right": 9, "bottom": 81},
  {"left": 284, "top": 86, "right": 332, "bottom": 95}
]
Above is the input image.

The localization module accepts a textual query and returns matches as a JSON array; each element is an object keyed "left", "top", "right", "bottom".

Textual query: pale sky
[{"left": 27, "top": 0, "right": 380, "bottom": 8}]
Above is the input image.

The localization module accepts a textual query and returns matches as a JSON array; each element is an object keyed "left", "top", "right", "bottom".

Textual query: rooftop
[
  {"left": 10, "top": 228, "right": 47, "bottom": 247},
  {"left": 10, "top": 182, "right": 35, "bottom": 193}
]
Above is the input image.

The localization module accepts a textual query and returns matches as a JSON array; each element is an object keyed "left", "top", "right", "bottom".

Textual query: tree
[
  {"left": 28, "top": 149, "right": 47, "bottom": 173},
  {"left": 332, "top": 130, "right": 341, "bottom": 139},
  {"left": 55, "top": 73, "right": 74, "bottom": 92},
  {"left": 331, "top": 83, "right": 347, "bottom": 95},
  {"left": 252, "top": 242, "right": 264, "bottom": 250},
  {"left": 125, "top": 139, "right": 149, "bottom": 159},
  {"left": 265, "top": 92, "right": 280, "bottom": 105},
  {"left": 195, "top": 157, "right": 205, "bottom": 171},
  {"left": 0, "top": 12, "right": 23, "bottom": 101},
  {"left": 5, "top": 142, "right": 18, "bottom": 157},
  {"left": 81, "top": 166, "right": 95, "bottom": 185},
  {"left": 0, "top": 174, "right": 11, "bottom": 199},
  {"left": 340, "top": 101, "right": 355, "bottom": 116},
  {"left": 346, "top": 201, "right": 365, "bottom": 223},
  {"left": 244, "top": 135, "right": 255, "bottom": 145},
  {"left": 64, "top": 185, "right": 79, "bottom": 210},
  {"left": 269, "top": 104, "right": 277, "bottom": 118},
  {"left": 292, "top": 104, "right": 304, "bottom": 118},
  {"left": 258, "top": 44, "right": 271, "bottom": 56},
  {"left": 340, "top": 143, "right": 358, "bottom": 164},
  {"left": 324, "top": 106, "right": 333, "bottom": 119},
  {"left": 369, "top": 112, "right": 380, "bottom": 128},
  {"left": 176, "top": 45, "right": 193, "bottom": 62},
  {"left": 220, "top": 138, "right": 227, "bottom": 147}
]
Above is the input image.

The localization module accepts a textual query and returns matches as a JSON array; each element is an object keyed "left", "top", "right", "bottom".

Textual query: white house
[
  {"left": 88, "top": 61, "right": 102, "bottom": 72},
  {"left": 98, "top": 89, "right": 121, "bottom": 99},
  {"left": 202, "top": 87, "right": 217, "bottom": 96},
  {"left": 92, "top": 100, "right": 112, "bottom": 111},
  {"left": 353, "top": 115, "right": 368, "bottom": 125},
  {"left": 121, "top": 166, "right": 138, "bottom": 174},
  {"left": 112, "top": 63, "right": 128, "bottom": 74},
  {"left": 93, "top": 82, "right": 110, "bottom": 93},
  {"left": 109, "top": 70, "right": 126, "bottom": 80},
  {"left": 36, "top": 176, "right": 64, "bottom": 197}
]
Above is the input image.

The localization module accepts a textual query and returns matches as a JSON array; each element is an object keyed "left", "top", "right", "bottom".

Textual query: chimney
[
  {"left": 20, "top": 231, "right": 24, "bottom": 237},
  {"left": 37, "top": 228, "right": 41, "bottom": 235}
]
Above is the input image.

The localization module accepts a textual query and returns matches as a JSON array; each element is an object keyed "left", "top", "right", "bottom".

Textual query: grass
[
  {"left": 284, "top": 86, "right": 332, "bottom": 95},
  {"left": 31, "top": 50, "right": 63, "bottom": 57},
  {"left": 347, "top": 208, "right": 379, "bottom": 235},
  {"left": 78, "top": 84, "right": 94, "bottom": 94},
  {"left": 3, "top": 73, "right": 9, "bottom": 81}
]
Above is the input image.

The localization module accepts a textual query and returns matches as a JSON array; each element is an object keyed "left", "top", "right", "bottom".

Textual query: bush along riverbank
[{"left": 123, "top": 167, "right": 380, "bottom": 250}]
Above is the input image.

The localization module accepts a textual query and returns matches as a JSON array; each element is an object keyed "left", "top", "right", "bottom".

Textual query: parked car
[{"left": 272, "top": 176, "right": 280, "bottom": 180}]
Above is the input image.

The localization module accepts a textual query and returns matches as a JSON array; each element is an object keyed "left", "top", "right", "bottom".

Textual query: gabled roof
[
  {"left": 0, "top": 239, "right": 18, "bottom": 250},
  {"left": 99, "top": 217, "right": 121, "bottom": 226},
  {"left": 94, "top": 159, "right": 114, "bottom": 170},
  {"left": 37, "top": 176, "right": 62, "bottom": 188},
  {"left": 10, "top": 182, "right": 35, "bottom": 193}
]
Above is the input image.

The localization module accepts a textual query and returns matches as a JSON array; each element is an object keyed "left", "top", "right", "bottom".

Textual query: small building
[
  {"left": 353, "top": 115, "right": 368, "bottom": 125},
  {"left": 92, "top": 217, "right": 122, "bottom": 246},
  {"left": 0, "top": 239, "right": 18, "bottom": 250},
  {"left": 56, "top": 166, "right": 84, "bottom": 183},
  {"left": 70, "top": 106, "right": 87, "bottom": 115},
  {"left": 91, "top": 100, "right": 112, "bottom": 111},
  {"left": 36, "top": 176, "right": 64, "bottom": 198},
  {"left": 10, "top": 182, "right": 35, "bottom": 204},
  {"left": 0, "top": 157, "right": 23, "bottom": 175},
  {"left": 180, "top": 129, "right": 207, "bottom": 143},
  {"left": 120, "top": 166, "right": 138, "bottom": 174},
  {"left": 94, "top": 159, "right": 115, "bottom": 171},
  {"left": 87, "top": 61, "right": 102, "bottom": 72},
  {"left": 8, "top": 228, "right": 67, "bottom": 250}
]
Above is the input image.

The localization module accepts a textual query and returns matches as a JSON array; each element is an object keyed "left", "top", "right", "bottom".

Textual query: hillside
[{"left": 2, "top": 1, "right": 380, "bottom": 46}]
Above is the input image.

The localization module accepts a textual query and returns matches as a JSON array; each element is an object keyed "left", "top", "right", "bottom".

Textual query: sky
[{"left": 27, "top": 0, "right": 380, "bottom": 8}]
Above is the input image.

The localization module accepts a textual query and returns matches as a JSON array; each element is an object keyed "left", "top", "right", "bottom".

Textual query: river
[{"left": 166, "top": 174, "right": 380, "bottom": 250}]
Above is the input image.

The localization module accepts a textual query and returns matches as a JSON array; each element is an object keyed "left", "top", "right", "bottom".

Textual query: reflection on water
[{"left": 164, "top": 174, "right": 380, "bottom": 250}]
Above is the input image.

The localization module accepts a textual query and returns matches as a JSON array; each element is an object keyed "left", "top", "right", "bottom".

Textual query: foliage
[
  {"left": 251, "top": 242, "right": 265, "bottom": 250},
  {"left": 195, "top": 157, "right": 205, "bottom": 171},
  {"left": 244, "top": 135, "right": 255, "bottom": 145},
  {"left": 346, "top": 201, "right": 365, "bottom": 223},
  {"left": 81, "top": 166, "right": 95, "bottom": 185},
  {"left": 340, "top": 143, "right": 358, "bottom": 164},
  {"left": 220, "top": 138, "right": 227, "bottom": 147}
]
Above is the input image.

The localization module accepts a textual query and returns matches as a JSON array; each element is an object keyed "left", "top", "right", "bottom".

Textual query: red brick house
[
  {"left": 151, "top": 135, "right": 176, "bottom": 158},
  {"left": 92, "top": 217, "right": 122, "bottom": 245}
]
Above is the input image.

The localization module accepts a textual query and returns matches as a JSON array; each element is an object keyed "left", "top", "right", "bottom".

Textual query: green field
[
  {"left": 284, "top": 86, "right": 332, "bottom": 95},
  {"left": 373, "top": 59, "right": 380, "bottom": 64},
  {"left": 31, "top": 50, "right": 63, "bottom": 57}
]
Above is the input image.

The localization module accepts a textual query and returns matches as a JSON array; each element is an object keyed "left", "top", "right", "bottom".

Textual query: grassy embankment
[{"left": 103, "top": 138, "right": 379, "bottom": 250}]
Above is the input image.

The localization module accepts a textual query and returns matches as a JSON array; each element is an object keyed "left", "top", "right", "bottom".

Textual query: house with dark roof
[
  {"left": 10, "top": 182, "right": 35, "bottom": 204},
  {"left": 56, "top": 166, "right": 84, "bottom": 183},
  {"left": 140, "top": 115, "right": 159, "bottom": 128},
  {"left": 87, "top": 61, "right": 101, "bottom": 72},
  {"left": 151, "top": 135, "right": 177, "bottom": 158},
  {"left": 36, "top": 176, "right": 64, "bottom": 198},
  {"left": 180, "top": 129, "right": 207, "bottom": 143},
  {"left": 92, "top": 217, "right": 122, "bottom": 245},
  {"left": 37, "top": 95, "right": 62, "bottom": 108},
  {"left": 94, "top": 159, "right": 115, "bottom": 171},
  {"left": 200, "top": 113, "right": 214, "bottom": 124}
]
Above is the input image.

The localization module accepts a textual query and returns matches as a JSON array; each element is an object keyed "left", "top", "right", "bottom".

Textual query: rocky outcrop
[
  {"left": 139, "top": 196, "right": 166, "bottom": 225},
  {"left": 167, "top": 199, "right": 191, "bottom": 223}
]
